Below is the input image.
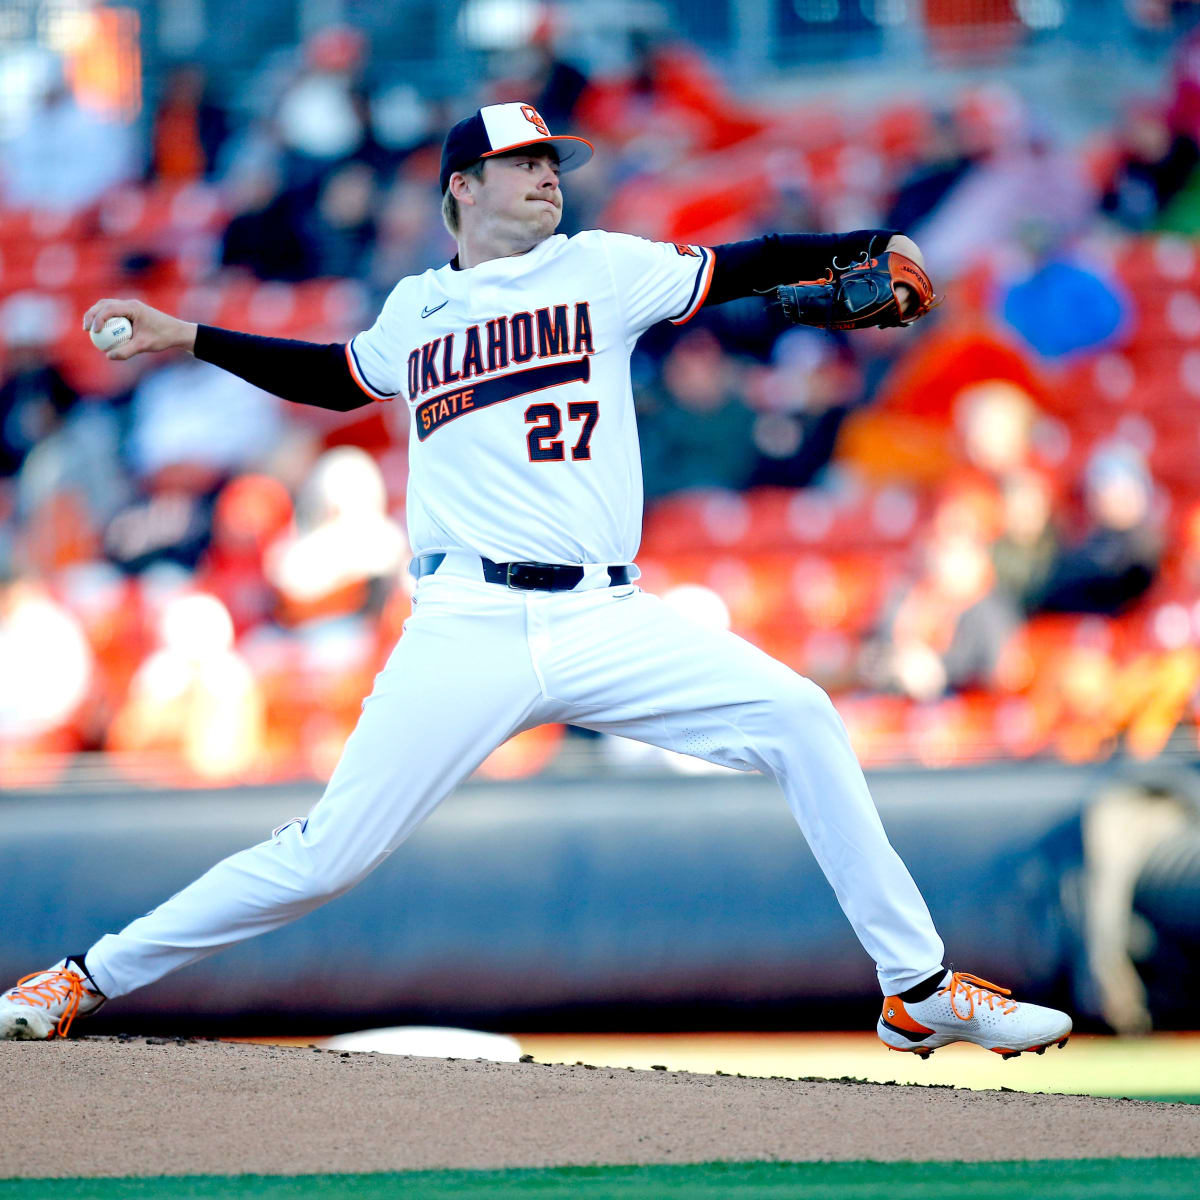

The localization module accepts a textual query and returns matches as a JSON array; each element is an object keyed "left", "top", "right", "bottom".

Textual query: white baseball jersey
[{"left": 345, "top": 230, "right": 715, "bottom": 565}]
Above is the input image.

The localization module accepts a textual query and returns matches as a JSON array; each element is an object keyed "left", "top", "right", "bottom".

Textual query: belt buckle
[
  {"left": 506, "top": 562, "right": 561, "bottom": 590},
  {"left": 506, "top": 562, "right": 537, "bottom": 589}
]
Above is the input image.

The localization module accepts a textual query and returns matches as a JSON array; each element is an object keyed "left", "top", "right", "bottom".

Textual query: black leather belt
[{"left": 413, "top": 553, "right": 632, "bottom": 591}]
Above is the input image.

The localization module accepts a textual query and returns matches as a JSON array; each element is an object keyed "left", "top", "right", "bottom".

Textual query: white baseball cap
[{"left": 440, "top": 102, "right": 593, "bottom": 192}]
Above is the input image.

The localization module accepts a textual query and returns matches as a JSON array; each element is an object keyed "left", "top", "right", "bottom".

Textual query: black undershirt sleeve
[
  {"left": 192, "top": 324, "right": 373, "bottom": 412},
  {"left": 704, "top": 229, "right": 898, "bottom": 308}
]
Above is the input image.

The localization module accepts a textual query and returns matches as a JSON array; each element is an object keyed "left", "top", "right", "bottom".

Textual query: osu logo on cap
[{"left": 520, "top": 105, "right": 550, "bottom": 136}]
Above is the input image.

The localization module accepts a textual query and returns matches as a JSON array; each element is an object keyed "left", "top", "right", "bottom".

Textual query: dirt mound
[{"left": 2, "top": 1038, "right": 1195, "bottom": 1179}]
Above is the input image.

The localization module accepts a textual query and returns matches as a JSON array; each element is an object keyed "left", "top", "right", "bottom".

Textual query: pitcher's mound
[{"left": 1, "top": 1038, "right": 1195, "bottom": 1179}]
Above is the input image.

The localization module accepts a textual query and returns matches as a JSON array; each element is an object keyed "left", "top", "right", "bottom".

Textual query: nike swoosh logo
[{"left": 421, "top": 300, "right": 448, "bottom": 318}]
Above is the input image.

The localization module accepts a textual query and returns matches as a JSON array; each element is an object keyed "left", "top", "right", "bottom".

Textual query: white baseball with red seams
[{"left": 89, "top": 316, "right": 132, "bottom": 352}]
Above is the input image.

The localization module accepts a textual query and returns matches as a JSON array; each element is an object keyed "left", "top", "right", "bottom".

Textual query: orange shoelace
[
  {"left": 8, "top": 969, "right": 87, "bottom": 1038},
  {"left": 939, "top": 971, "right": 1019, "bottom": 1021}
]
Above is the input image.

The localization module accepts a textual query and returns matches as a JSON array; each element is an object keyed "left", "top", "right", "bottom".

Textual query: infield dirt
[{"left": 1, "top": 1038, "right": 1197, "bottom": 1178}]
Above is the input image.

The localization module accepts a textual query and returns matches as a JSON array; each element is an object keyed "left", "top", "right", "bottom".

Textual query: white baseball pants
[{"left": 85, "top": 553, "right": 945, "bottom": 1000}]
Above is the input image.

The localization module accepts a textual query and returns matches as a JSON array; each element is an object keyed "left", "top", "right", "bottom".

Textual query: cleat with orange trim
[
  {"left": 877, "top": 970, "right": 1072, "bottom": 1058},
  {"left": 0, "top": 958, "right": 106, "bottom": 1040}
]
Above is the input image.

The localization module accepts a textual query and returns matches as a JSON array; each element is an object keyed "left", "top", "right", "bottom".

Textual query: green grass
[{"left": 1, "top": 1160, "right": 1197, "bottom": 1199}]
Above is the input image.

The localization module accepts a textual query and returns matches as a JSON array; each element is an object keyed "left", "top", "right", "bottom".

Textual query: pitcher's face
[{"left": 460, "top": 149, "right": 563, "bottom": 245}]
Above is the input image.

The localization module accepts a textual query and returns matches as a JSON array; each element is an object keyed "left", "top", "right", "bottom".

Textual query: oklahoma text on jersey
[{"left": 407, "top": 303, "right": 595, "bottom": 440}]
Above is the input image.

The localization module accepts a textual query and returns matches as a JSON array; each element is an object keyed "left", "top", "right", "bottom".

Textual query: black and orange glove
[{"left": 775, "top": 250, "right": 938, "bottom": 331}]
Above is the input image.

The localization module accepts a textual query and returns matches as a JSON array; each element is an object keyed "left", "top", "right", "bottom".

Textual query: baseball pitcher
[{"left": 2, "top": 103, "right": 1070, "bottom": 1060}]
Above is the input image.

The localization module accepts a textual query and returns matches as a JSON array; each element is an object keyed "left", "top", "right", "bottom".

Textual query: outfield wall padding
[{"left": 0, "top": 764, "right": 1091, "bottom": 1027}]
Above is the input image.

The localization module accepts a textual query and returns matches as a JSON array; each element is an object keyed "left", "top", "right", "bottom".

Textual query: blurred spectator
[
  {"left": 579, "top": 32, "right": 764, "bottom": 172},
  {"left": 17, "top": 398, "right": 129, "bottom": 564},
  {"left": 305, "top": 162, "right": 378, "bottom": 279},
  {"left": 0, "top": 294, "right": 79, "bottom": 478},
  {"left": 1003, "top": 255, "right": 1132, "bottom": 357},
  {"left": 275, "top": 26, "right": 375, "bottom": 189},
  {"left": 991, "top": 469, "right": 1061, "bottom": 613},
  {"left": 913, "top": 92, "right": 1094, "bottom": 278},
  {"left": 196, "top": 474, "right": 294, "bottom": 636},
  {"left": 102, "top": 358, "right": 283, "bottom": 573},
  {"left": 367, "top": 85, "right": 434, "bottom": 168},
  {"left": 488, "top": 11, "right": 591, "bottom": 131},
  {"left": 104, "top": 483, "right": 214, "bottom": 575},
  {"left": 266, "top": 447, "right": 406, "bottom": 627},
  {"left": 0, "top": 56, "right": 136, "bottom": 211},
  {"left": 149, "top": 64, "right": 229, "bottom": 183},
  {"left": 1000, "top": 256, "right": 1128, "bottom": 360},
  {"left": 746, "top": 328, "right": 861, "bottom": 489},
  {"left": 954, "top": 379, "right": 1039, "bottom": 481},
  {"left": 0, "top": 579, "right": 93, "bottom": 750},
  {"left": 3, "top": 302, "right": 128, "bottom": 538},
  {"left": 219, "top": 161, "right": 317, "bottom": 281},
  {"left": 1101, "top": 102, "right": 1199, "bottom": 230},
  {"left": 873, "top": 519, "right": 1021, "bottom": 702},
  {"left": 884, "top": 110, "right": 980, "bottom": 233},
  {"left": 106, "top": 591, "right": 266, "bottom": 781},
  {"left": 54, "top": 560, "right": 148, "bottom": 741},
  {"left": 1168, "top": 18, "right": 1200, "bottom": 139},
  {"left": 637, "top": 329, "right": 757, "bottom": 499},
  {"left": 1036, "top": 443, "right": 1162, "bottom": 615},
  {"left": 127, "top": 356, "right": 283, "bottom": 483},
  {"left": 368, "top": 177, "right": 452, "bottom": 293}
]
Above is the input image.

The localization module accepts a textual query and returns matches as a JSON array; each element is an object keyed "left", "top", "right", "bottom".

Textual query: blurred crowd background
[{"left": 5, "top": 0, "right": 1200, "bottom": 787}]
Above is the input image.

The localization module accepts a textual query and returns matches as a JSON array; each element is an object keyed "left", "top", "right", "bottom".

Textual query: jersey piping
[
  {"left": 345, "top": 339, "right": 400, "bottom": 401},
  {"left": 668, "top": 247, "right": 715, "bottom": 325}
]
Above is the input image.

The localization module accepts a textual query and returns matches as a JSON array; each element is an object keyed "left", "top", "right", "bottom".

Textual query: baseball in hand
[{"left": 89, "top": 316, "right": 133, "bottom": 352}]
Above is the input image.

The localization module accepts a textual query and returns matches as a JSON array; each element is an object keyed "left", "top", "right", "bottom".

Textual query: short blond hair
[{"left": 441, "top": 159, "right": 487, "bottom": 236}]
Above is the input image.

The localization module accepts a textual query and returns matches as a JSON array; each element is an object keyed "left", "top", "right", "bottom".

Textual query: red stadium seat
[{"left": 868, "top": 103, "right": 933, "bottom": 166}]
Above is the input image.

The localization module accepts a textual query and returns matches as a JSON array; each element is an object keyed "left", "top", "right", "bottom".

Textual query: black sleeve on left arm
[
  {"left": 704, "top": 229, "right": 898, "bottom": 307},
  {"left": 193, "top": 325, "right": 373, "bottom": 412}
]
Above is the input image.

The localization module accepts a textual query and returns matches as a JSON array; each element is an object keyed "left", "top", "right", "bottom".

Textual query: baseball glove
[{"left": 775, "top": 250, "right": 938, "bottom": 331}]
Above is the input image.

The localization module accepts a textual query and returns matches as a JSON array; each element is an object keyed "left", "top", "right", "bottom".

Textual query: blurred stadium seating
[{"left": 4, "top": 0, "right": 1200, "bottom": 789}]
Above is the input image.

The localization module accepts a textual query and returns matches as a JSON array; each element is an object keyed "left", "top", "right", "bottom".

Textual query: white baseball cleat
[
  {"left": 877, "top": 970, "right": 1072, "bottom": 1060},
  {"left": 0, "top": 957, "right": 106, "bottom": 1040}
]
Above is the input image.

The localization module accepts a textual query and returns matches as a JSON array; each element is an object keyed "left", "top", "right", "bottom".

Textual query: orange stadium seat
[
  {"left": 868, "top": 103, "right": 933, "bottom": 166},
  {"left": 641, "top": 491, "right": 751, "bottom": 554},
  {"left": 0, "top": 207, "right": 89, "bottom": 248},
  {"left": 1054, "top": 350, "right": 1197, "bottom": 415},
  {"left": 96, "top": 182, "right": 227, "bottom": 247},
  {"left": 52, "top": 335, "right": 127, "bottom": 395},
  {"left": 602, "top": 168, "right": 770, "bottom": 245},
  {"left": 1115, "top": 236, "right": 1200, "bottom": 290},
  {"left": 212, "top": 281, "right": 300, "bottom": 337},
  {"left": 285, "top": 279, "right": 372, "bottom": 341}
]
